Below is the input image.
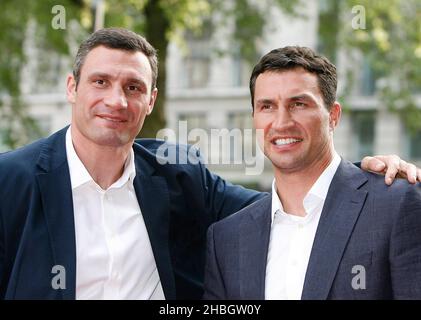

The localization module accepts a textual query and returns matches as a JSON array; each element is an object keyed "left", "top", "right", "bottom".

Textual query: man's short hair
[
  {"left": 73, "top": 28, "right": 158, "bottom": 89},
  {"left": 249, "top": 46, "right": 337, "bottom": 110}
]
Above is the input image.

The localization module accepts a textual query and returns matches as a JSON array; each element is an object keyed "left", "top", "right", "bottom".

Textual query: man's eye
[
  {"left": 261, "top": 105, "right": 272, "bottom": 110},
  {"left": 291, "top": 101, "right": 306, "bottom": 108},
  {"left": 127, "top": 85, "right": 139, "bottom": 91},
  {"left": 126, "top": 85, "right": 143, "bottom": 96},
  {"left": 94, "top": 79, "right": 106, "bottom": 86}
]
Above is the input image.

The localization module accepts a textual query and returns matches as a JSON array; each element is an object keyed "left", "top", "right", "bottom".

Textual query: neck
[
  {"left": 274, "top": 149, "right": 335, "bottom": 217},
  {"left": 71, "top": 128, "right": 132, "bottom": 190}
]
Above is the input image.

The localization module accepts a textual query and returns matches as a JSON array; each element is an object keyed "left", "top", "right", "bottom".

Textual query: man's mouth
[
  {"left": 97, "top": 115, "right": 127, "bottom": 123},
  {"left": 273, "top": 138, "right": 303, "bottom": 146}
]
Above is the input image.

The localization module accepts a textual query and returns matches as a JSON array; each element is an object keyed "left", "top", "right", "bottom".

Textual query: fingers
[
  {"left": 361, "top": 156, "right": 386, "bottom": 172},
  {"left": 362, "top": 154, "right": 421, "bottom": 185},
  {"left": 401, "top": 162, "right": 418, "bottom": 184},
  {"left": 383, "top": 155, "right": 401, "bottom": 185},
  {"left": 370, "top": 155, "right": 400, "bottom": 185}
]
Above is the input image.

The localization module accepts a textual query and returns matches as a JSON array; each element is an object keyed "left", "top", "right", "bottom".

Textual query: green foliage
[
  {"left": 209, "top": 0, "right": 301, "bottom": 63},
  {"left": 318, "top": 0, "right": 341, "bottom": 63},
  {"left": 0, "top": 0, "right": 85, "bottom": 149},
  {"left": 343, "top": 0, "right": 421, "bottom": 134},
  {"left": 103, "top": 0, "right": 211, "bottom": 43}
]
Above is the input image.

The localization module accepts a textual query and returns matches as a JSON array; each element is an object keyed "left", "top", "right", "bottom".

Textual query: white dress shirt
[
  {"left": 265, "top": 153, "right": 341, "bottom": 300},
  {"left": 65, "top": 127, "right": 165, "bottom": 300}
]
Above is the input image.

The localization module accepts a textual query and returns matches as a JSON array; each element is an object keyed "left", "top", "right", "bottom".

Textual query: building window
[
  {"left": 183, "top": 24, "right": 212, "bottom": 89},
  {"left": 178, "top": 113, "right": 207, "bottom": 144},
  {"left": 351, "top": 111, "right": 375, "bottom": 160},
  {"left": 184, "top": 43, "right": 211, "bottom": 88},
  {"left": 178, "top": 113, "right": 207, "bottom": 131},
  {"left": 359, "top": 58, "right": 377, "bottom": 96},
  {"left": 228, "top": 111, "right": 252, "bottom": 130},
  {"left": 228, "top": 112, "right": 254, "bottom": 162},
  {"left": 231, "top": 43, "right": 251, "bottom": 88}
]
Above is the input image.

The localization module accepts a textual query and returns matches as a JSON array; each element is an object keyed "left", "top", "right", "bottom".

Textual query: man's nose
[
  {"left": 272, "top": 106, "right": 294, "bottom": 130},
  {"left": 103, "top": 86, "right": 128, "bottom": 109}
]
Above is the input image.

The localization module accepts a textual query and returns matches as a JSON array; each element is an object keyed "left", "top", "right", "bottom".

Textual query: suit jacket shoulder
[
  {"left": 303, "top": 159, "right": 421, "bottom": 299},
  {"left": 211, "top": 193, "right": 271, "bottom": 231},
  {"left": 351, "top": 159, "right": 418, "bottom": 220}
]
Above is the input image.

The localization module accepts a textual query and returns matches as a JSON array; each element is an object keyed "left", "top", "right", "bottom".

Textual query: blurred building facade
[{"left": 6, "top": 0, "right": 421, "bottom": 190}]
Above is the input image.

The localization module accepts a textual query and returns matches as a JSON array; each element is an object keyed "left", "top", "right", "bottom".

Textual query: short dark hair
[
  {"left": 249, "top": 46, "right": 337, "bottom": 110},
  {"left": 73, "top": 28, "right": 158, "bottom": 89}
]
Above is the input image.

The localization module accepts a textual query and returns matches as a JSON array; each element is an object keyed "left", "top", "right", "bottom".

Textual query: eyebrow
[
  {"left": 255, "top": 98, "right": 275, "bottom": 105},
  {"left": 87, "top": 72, "right": 112, "bottom": 80},
  {"left": 289, "top": 94, "right": 316, "bottom": 101},
  {"left": 87, "top": 72, "right": 147, "bottom": 87},
  {"left": 255, "top": 94, "right": 318, "bottom": 106}
]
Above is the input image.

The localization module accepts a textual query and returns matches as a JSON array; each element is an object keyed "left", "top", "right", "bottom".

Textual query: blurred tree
[
  {"left": 346, "top": 0, "right": 421, "bottom": 134},
  {"left": 0, "top": 0, "right": 86, "bottom": 149},
  {"left": 319, "top": 0, "right": 421, "bottom": 133}
]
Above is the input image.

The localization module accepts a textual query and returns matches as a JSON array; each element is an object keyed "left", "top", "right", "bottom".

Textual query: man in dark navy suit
[
  {"left": 203, "top": 46, "right": 421, "bottom": 300},
  {"left": 0, "top": 29, "right": 419, "bottom": 300}
]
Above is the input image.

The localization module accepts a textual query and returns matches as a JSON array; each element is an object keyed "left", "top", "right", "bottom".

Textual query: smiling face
[
  {"left": 66, "top": 45, "right": 157, "bottom": 148},
  {"left": 252, "top": 68, "right": 341, "bottom": 173}
]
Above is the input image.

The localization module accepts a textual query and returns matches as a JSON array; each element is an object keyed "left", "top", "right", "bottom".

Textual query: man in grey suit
[{"left": 203, "top": 46, "right": 421, "bottom": 299}]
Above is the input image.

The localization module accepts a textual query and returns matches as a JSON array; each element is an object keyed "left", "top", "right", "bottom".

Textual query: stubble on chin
[{"left": 89, "top": 127, "right": 133, "bottom": 147}]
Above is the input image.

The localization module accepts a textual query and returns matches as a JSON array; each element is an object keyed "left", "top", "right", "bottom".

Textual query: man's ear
[
  {"left": 147, "top": 87, "right": 158, "bottom": 115},
  {"left": 66, "top": 74, "right": 77, "bottom": 104},
  {"left": 329, "top": 102, "right": 342, "bottom": 131}
]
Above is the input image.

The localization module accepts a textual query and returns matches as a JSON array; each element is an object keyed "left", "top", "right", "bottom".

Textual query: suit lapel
[
  {"left": 239, "top": 196, "right": 272, "bottom": 299},
  {"left": 36, "top": 127, "right": 76, "bottom": 300},
  {"left": 301, "top": 160, "right": 368, "bottom": 300},
  {"left": 132, "top": 147, "right": 174, "bottom": 299}
]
